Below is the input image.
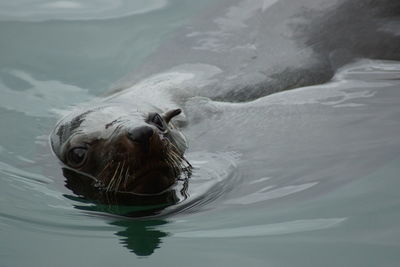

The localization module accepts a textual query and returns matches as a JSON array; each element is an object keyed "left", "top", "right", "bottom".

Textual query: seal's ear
[{"left": 163, "top": 109, "right": 182, "bottom": 124}]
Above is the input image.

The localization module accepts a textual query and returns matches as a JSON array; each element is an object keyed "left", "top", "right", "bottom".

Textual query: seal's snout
[{"left": 127, "top": 126, "right": 154, "bottom": 152}]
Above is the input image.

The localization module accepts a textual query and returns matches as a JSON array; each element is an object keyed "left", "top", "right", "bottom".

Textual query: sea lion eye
[
  {"left": 67, "top": 147, "right": 87, "bottom": 167},
  {"left": 150, "top": 113, "right": 165, "bottom": 131}
]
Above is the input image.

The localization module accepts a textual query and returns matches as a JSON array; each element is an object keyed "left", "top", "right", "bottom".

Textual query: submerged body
[{"left": 49, "top": 0, "right": 400, "bottom": 206}]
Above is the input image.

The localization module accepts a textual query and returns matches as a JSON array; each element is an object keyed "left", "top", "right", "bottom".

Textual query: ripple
[
  {"left": 160, "top": 151, "right": 240, "bottom": 216},
  {"left": 175, "top": 218, "right": 347, "bottom": 238},
  {"left": 0, "top": 160, "right": 51, "bottom": 184},
  {"left": 0, "top": 160, "right": 115, "bottom": 236},
  {"left": 248, "top": 176, "right": 271, "bottom": 185},
  {"left": 0, "top": 69, "right": 92, "bottom": 117},
  {"left": 0, "top": 0, "right": 168, "bottom": 21},
  {"left": 251, "top": 60, "right": 400, "bottom": 108},
  {"left": 41, "top": 1, "right": 83, "bottom": 9},
  {"left": 226, "top": 182, "right": 318, "bottom": 205}
]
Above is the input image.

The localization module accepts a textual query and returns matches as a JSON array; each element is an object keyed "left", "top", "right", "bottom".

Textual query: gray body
[
  {"left": 49, "top": 0, "right": 400, "bottom": 212},
  {"left": 114, "top": 0, "right": 400, "bottom": 102}
]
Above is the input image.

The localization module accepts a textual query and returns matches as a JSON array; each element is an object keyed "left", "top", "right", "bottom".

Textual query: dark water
[{"left": 1, "top": 0, "right": 400, "bottom": 266}]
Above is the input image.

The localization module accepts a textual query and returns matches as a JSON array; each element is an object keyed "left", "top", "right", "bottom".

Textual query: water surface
[{"left": 1, "top": 0, "right": 400, "bottom": 266}]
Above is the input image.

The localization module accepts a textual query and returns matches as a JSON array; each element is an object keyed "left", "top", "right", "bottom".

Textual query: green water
[{"left": 1, "top": 1, "right": 400, "bottom": 266}]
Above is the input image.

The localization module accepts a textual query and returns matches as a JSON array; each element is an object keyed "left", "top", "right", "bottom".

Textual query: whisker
[
  {"left": 114, "top": 160, "right": 126, "bottom": 192},
  {"left": 123, "top": 166, "right": 130, "bottom": 190},
  {"left": 96, "top": 160, "right": 114, "bottom": 188},
  {"left": 97, "top": 161, "right": 111, "bottom": 178},
  {"left": 163, "top": 141, "right": 192, "bottom": 181},
  {"left": 106, "top": 162, "right": 121, "bottom": 192}
]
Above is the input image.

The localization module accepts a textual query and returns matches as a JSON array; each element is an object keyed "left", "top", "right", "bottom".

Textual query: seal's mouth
[{"left": 134, "top": 163, "right": 170, "bottom": 180}]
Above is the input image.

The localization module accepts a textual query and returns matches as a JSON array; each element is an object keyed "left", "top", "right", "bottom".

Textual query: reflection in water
[
  {"left": 60, "top": 152, "right": 238, "bottom": 255},
  {"left": 68, "top": 195, "right": 170, "bottom": 256},
  {"left": 110, "top": 219, "right": 168, "bottom": 256},
  {"left": 64, "top": 167, "right": 172, "bottom": 255}
]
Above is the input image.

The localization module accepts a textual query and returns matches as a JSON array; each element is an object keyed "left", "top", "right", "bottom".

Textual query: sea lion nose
[{"left": 127, "top": 126, "right": 154, "bottom": 152}]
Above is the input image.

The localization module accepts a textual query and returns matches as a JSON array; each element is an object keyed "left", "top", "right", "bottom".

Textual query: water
[{"left": 1, "top": 0, "right": 400, "bottom": 266}]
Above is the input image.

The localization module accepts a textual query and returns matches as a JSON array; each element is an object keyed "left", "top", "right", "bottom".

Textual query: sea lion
[{"left": 50, "top": 96, "right": 191, "bottom": 196}]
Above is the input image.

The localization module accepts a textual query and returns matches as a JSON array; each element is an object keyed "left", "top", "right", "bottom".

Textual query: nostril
[{"left": 127, "top": 126, "right": 154, "bottom": 152}]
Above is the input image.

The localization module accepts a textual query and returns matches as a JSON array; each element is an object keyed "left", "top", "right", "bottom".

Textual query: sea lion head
[{"left": 50, "top": 102, "right": 190, "bottom": 195}]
